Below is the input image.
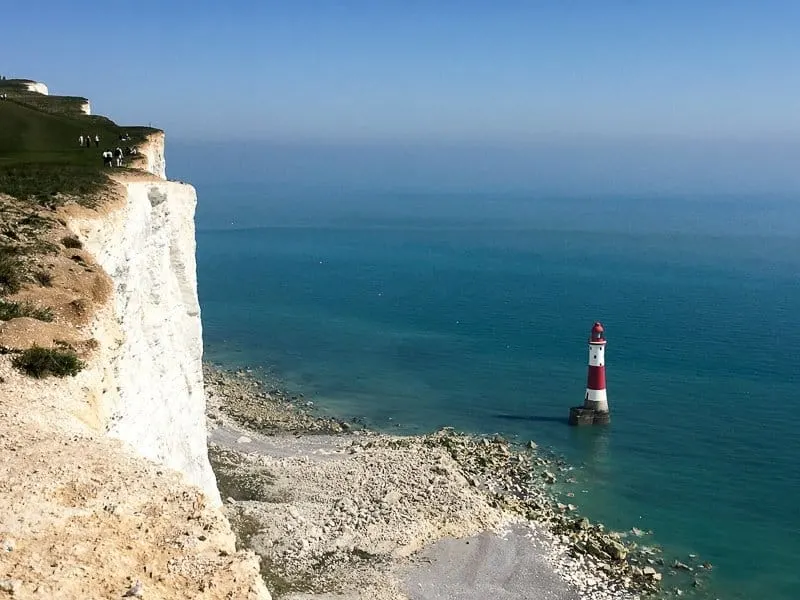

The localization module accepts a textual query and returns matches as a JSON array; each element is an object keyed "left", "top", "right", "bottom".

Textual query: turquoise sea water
[{"left": 194, "top": 183, "right": 800, "bottom": 600}]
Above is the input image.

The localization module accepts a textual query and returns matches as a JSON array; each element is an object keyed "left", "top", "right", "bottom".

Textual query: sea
[{"left": 178, "top": 163, "right": 800, "bottom": 600}]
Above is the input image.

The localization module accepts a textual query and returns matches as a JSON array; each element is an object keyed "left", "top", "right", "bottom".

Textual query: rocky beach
[{"left": 203, "top": 364, "right": 706, "bottom": 600}]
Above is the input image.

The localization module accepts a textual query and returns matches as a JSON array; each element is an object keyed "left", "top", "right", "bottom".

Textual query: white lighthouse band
[
  {"left": 588, "top": 342, "right": 605, "bottom": 367},
  {"left": 584, "top": 387, "right": 608, "bottom": 413}
]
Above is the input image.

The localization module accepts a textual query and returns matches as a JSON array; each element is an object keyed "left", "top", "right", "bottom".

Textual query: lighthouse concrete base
[
  {"left": 568, "top": 406, "right": 610, "bottom": 426},
  {"left": 585, "top": 398, "right": 609, "bottom": 413},
  {"left": 592, "top": 411, "right": 611, "bottom": 425}
]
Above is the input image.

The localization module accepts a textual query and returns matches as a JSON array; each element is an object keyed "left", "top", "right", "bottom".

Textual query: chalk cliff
[
  {"left": 140, "top": 131, "right": 167, "bottom": 179},
  {"left": 24, "top": 81, "right": 49, "bottom": 95},
  {"left": 67, "top": 177, "right": 219, "bottom": 503},
  {"left": 0, "top": 84, "right": 270, "bottom": 598}
]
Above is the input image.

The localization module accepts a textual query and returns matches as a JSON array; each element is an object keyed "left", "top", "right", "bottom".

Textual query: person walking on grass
[
  {"left": 94, "top": 134, "right": 100, "bottom": 147},
  {"left": 79, "top": 135, "right": 84, "bottom": 147}
]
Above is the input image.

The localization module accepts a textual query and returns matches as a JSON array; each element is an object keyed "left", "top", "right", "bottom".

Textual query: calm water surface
[{"left": 195, "top": 185, "right": 800, "bottom": 600}]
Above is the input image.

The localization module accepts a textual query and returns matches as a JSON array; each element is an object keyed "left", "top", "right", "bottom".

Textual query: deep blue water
[{"left": 194, "top": 184, "right": 800, "bottom": 600}]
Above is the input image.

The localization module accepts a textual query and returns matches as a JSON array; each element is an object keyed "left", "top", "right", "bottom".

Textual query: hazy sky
[{"left": 4, "top": 1, "right": 800, "bottom": 144}]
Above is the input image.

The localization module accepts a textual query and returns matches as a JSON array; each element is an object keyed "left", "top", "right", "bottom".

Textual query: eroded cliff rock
[
  {"left": 141, "top": 132, "right": 167, "bottom": 179},
  {"left": 0, "top": 357, "right": 270, "bottom": 600},
  {"left": 66, "top": 177, "right": 218, "bottom": 503},
  {"left": 24, "top": 81, "right": 49, "bottom": 95}
]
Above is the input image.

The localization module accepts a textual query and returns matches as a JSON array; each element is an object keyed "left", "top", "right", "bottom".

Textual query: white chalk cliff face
[
  {"left": 141, "top": 132, "right": 167, "bottom": 179},
  {"left": 80, "top": 100, "right": 91, "bottom": 115},
  {"left": 69, "top": 178, "right": 219, "bottom": 504},
  {"left": 25, "top": 81, "right": 49, "bottom": 95}
]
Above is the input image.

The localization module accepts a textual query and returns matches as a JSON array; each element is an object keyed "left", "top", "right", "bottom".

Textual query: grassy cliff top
[
  {"left": 0, "top": 79, "right": 166, "bottom": 379},
  {"left": 0, "top": 79, "right": 161, "bottom": 324},
  {"left": 0, "top": 79, "right": 160, "bottom": 206},
  {"left": 0, "top": 79, "right": 38, "bottom": 87}
]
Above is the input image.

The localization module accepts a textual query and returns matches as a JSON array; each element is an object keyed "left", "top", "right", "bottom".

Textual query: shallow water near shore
[{"left": 194, "top": 183, "right": 800, "bottom": 600}]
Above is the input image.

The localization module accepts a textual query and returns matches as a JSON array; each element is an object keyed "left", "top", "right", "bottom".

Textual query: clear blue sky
[{"left": 4, "top": 1, "right": 800, "bottom": 144}]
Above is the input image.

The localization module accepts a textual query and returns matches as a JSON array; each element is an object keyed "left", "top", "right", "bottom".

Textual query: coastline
[{"left": 204, "top": 363, "right": 669, "bottom": 599}]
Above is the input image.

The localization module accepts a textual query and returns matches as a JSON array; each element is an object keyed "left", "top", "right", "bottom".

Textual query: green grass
[
  {"left": 5, "top": 94, "right": 89, "bottom": 117},
  {"left": 0, "top": 85, "right": 160, "bottom": 206},
  {"left": 0, "top": 79, "right": 37, "bottom": 91},
  {"left": 0, "top": 95, "right": 159, "bottom": 162},
  {"left": 12, "top": 345, "right": 85, "bottom": 378},
  {"left": 0, "top": 299, "right": 54, "bottom": 322}
]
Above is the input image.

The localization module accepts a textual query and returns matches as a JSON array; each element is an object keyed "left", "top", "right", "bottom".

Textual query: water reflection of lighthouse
[{"left": 569, "top": 322, "right": 611, "bottom": 426}]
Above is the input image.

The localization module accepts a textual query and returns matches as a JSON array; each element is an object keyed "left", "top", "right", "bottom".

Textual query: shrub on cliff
[
  {"left": 60, "top": 235, "right": 82, "bottom": 249},
  {"left": 0, "top": 300, "right": 54, "bottom": 322},
  {"left": 0, "top": 249, "right": 23, "bottom": 295},
  {"left": 33, "top": 270, "right": 53, "bottom": 287},
  {"left": 12, "top": 346, "right": 85, "bottom": 378}
]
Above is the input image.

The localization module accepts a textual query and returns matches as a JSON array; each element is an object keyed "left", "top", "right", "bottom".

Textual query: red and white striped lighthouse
[
  {"left": 569, "top": 321, "right": 610, "bottom": 425},
  {"left": 585, "top": 321, "right": 608, "bottom": 414}
]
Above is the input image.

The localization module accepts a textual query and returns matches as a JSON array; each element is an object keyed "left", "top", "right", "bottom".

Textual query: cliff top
[
  {"left": 0, "top": 79, "right": 163, "bottom": 367},
  {"left": 0, "top": 78, "right": 39, "bottom": 87},
  {"left": 0, "top": 79, "right": 160, "bottom": 205}
]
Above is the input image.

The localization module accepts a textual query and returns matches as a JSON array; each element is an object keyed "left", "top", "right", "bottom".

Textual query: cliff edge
[{"left": 0, "top": 79, "right": 270, "bottom": 598}]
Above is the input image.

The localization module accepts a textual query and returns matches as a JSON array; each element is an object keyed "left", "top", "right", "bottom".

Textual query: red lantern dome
[{"left": 589, "top": 321, "right": 606, "bottom": 344}]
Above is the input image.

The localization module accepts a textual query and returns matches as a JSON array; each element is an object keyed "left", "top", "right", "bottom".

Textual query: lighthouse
[{"left": 568, "top": 321, "right": 611, "bottom": 426}]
